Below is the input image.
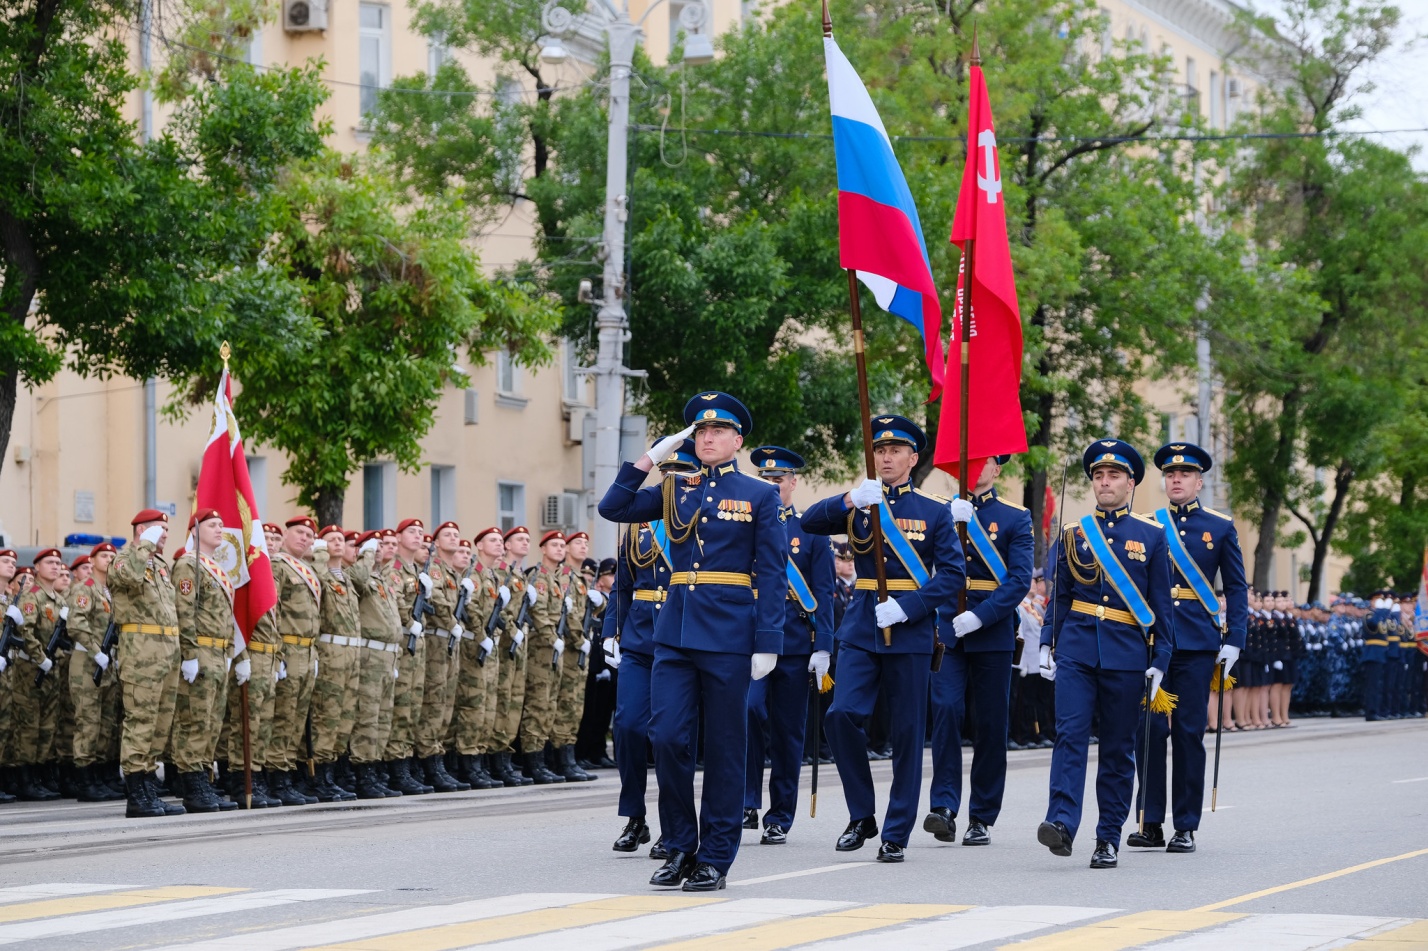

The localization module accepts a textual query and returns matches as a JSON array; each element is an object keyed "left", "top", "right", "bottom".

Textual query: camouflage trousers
[
  {"left": 414, "top": 632, "right": 458, "bottom": 758},
  {"left": 52, "top": 653, "right": 74, "bottom": 764},
  {"left": 383, "top": 635, "right": 426, "bottom": 761},
  {"left": 0, "top": 671, "right": 10, "bottom": 766},
  {"left": 170, "top": 644, "right": 231, "bottom": 772},
  {"left": 490, "top": 639, "right": 527, "bottom": 752},
  {"left": 309, "top": 640, "right": 361, "bottom": 765},
  {"left": 117, "top": 629, "right": 181, "bottom": 775},
  {"left": 351, "top": 640, "right": 398, "bottom": 764},
  {"left": 10, "top": 654, "right": 64, "bottom": 764},
  {"left": 552, "top": 635, "right": 587, "bottom": 747},
  {"left": 518, "top": 633, "right": 562, "bottom": 751},
  {"left": 267, "top": 642, "right": 316, "bottom": 772},
  {"left": 450, "top": 635, "right": 499, "bottom": 755},
  {"left": 69, "top": 648, "right": 121, "bottom": 768},
  {"left": 219, "top": 646, "right": 277, "bottom": 769}
]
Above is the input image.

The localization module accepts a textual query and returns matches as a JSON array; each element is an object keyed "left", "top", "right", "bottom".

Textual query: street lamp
[{"left": 539, "top": 0, "right": 715, "bottom": 557}]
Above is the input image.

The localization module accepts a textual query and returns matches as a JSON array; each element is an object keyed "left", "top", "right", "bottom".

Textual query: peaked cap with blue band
[
  {"left": 870, "top": 414, "right": 926, "bottom": 454},
  {"left": 992, "top": 453, "right": 1013, "bottom": 465},
  {"left": 1082, "top": 438, "right": 1145, "bottom": 483},
  {"left": 653, "top": 437, "right": 698, "bottom": 471},
  {"left": 1153, "top": 441, "right": 1213, "bottom": 473},
  {"left": 751, "top": 445, "right": 805, "bottom": 475},
  {"left": 684, "top": 391, "right": 753, "bottom": 435}
]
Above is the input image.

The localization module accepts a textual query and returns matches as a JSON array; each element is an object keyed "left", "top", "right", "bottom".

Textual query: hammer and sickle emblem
[{"left": 977, "top": 129, "right": 1002, "bottom": 204}]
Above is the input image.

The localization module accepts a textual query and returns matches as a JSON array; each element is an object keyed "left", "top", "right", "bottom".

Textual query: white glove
[
  {"left": 360, "top": 538, "right": 379, "bottom": 554},
  {"left": 589, "top": 590, "right": 606, "bottom": 608},
  {"left": 874, "top": 598, "right": 908, "bottom": 627},
  {"left": 95, "top": 651, "right": 110, "bottom": 671},
  {"left": 579, "top": 639, "right": 591, "bottom": 657},
  {"left": 604, "top": 638, "right": 622, "bottom": 669},
  {"left": 453, "top": 624, "right": 465, "bottom": 640},
  {"left": 140, "top": 525, "right": 165, "bottom": 545},
  {"left": 1217, "top": 643, "right": 1241, "bottom": 674},
  {"left": 952, "top": 610, "right": 983, "bottom": 637},
  {"left": 596, "top": 669, "right": 611, "bottom": 682},
  {"left": 59, "top": 605, "right": 69, "bottom": 621},
  {"left": 1146, "top": 666, "right": 1165, "bottom": 701},
  {"left": 512, "top": 628, "right": 526, "bottom": 648},
  {"left": 276, "top": 661, "right": 287, "bottom": 681},
  {"left": 479, "top": 636, "right": 494, "bottom": 655},
  {"left": 5, "top": 604, "right": 22, "bottom": 625},
  {"left": 948, "top": 498, "right": 975, "bottom": 523},
  {"left": 181, "top": 658, "right": 199, "bottom": 683},
  {"left": 751, "top": 652, "right": 778, "bottom": 680},
  {"left": 849, "top": 478, "right": 883, "bottom": 510},
  {"left": 226, "top": 656, "right": 232, "bottom": 673},
  {"left": 1390, "top": 603, "right": 1401, "bottom": 614},
  {"left": 1272, "top": 659, "right": 1284, "bottom": 670},
  {"left": 526, "top": 585, "right": 539, "bottom": 605},
  {"left": 409, "top": 620, "right": 424, "bottom": 637},
  {"left": 565, "top": 596, "right": 575, "bottom": 612},
  {"left": 418, "top": 572, "right": 433, "bottom": 597},
  {"left": 0, "top": 656, "right": 6, "bottom": 674},
  {"left": 460, "top": 577, "right": 475, "bottom": 596},
  {"left": 392, "top": 666, "right": 399, "bottom": 680},
  {"left": 312, "top": 539, "right": 327, "bottom": 553},
  {"left": 313, "top": 657, "right": 320, "bottom": 678},
  {"left": 645, "top": 424, "right": 696, "bottom": 466},
  {"left": 1039, "top": 644, "right": 1057, "bottom": 681},
  {"left": 553, "top": 638, "right": 566, "bottom": 657},
  {"left": 808, "top": 650, "right": 831, "bottom": 684},
  {"left": 235, "top": 658, "right": 251, "bottom": 685},
  {"left": 498, "top": 585, "right": 511, "bottom": 607},
  {"left": 38, "top": 657, "right": 53, "bottom": 673}
]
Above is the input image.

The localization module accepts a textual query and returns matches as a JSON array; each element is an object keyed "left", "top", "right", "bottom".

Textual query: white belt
[
  {"left": 14, "top": 650, "right": 30, "bottom": 661},
  {"left": 318, "top": 634, "right": 359, "bottom": 647},
  {"left": 363, "top": 639, "right": 400, "bottom": 653},
  {"left": 434, "top": 628, "right": 452, "bottom": 640},
  {"left": 72, "top": 644, "right": 88, "bottom": 653}
]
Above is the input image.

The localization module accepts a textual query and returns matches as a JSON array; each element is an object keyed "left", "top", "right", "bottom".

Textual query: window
[
  {"left": 245, "top": 27, "right": 264, "bottom": 66},
  {"left": 430, "top": 465, "right": 456, "bottom": 527},
  {"left": 1186, "top": 57, "right": 1199, "bottom": 101},
  {"left": 494, "top": 78, "right": 524, "bottom": 194},
  {"left": 463, "top": 388, "right": 479, "bottom": 425},
  {"left": 427, "top": 30, "right": 448, "bottom": 80},
  {"left": 359, "top": 4, "right": 390, "bottom": 117},
  {"left": 363, "top": 461, "right": 396, "bottom": 530},
  {"left": 563, "top": 339, "right": 587, "bottom": 404},
  {"left": 497, "top": 482, "right": 525, "bottom": 533},
  {"left": 1209, "top": 72, "right": 1220, "bottom": 128},
  {"left": 497, "top": 350, "right": 519, "bottom": 395},
  {"left": 247, "top": 456, "right": 269, "bottom": 522}
]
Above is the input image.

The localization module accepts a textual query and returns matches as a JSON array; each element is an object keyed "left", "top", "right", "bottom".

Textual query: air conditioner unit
[
  {"left": 284, "top": 0, "right": 327, "bottom": 33},
  {"left": 542, "top": 492, "right": 582, "bottom": 528}
]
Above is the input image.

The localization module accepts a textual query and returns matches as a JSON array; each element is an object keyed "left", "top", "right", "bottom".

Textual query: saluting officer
[
  {"left": 487, "top": 526, "right": 533, "bottom": 788},
  {"left": 1037, "top": 440, "right": 1174, "bottom": 869},
  {"left": 67, "top": 542, "right": 123, "bottom": 803},
  {"left": 13, "top": 548, "right": 68, "bottom": 802},
  {"left": 928, "top": 453, "right": 1034, "bottom": 848},
  {"left": 743, "top": 446, "right": 834, "bottom": 846},
  {"left": 599, "top": 392, "right": 788, "bottom": 891},
  {"left": 802, "top": 415, "right": 965, "bottom": 863},
  {"left": 266, "top": 515, "right": 323, "bottom": 806},
  {"left": 1129, "top": 442, "right": 1247, "bottom": 854}
]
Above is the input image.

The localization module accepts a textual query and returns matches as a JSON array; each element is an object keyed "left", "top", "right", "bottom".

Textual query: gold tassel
[
  {"left": 1210, "top": 667, "right": 1236, "bottom": 693},
  {"left": 820, "top": 673, "right": 835, "bottom": 694},
  {"left": 1143, "top": 688, "right": 1178, "bottom": 715}
]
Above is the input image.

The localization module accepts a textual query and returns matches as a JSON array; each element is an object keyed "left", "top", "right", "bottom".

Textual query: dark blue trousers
[
  {"left": 613, "top": 649, "right": 653, "bottom": 818},
  {"left": 1045, "top": 659, "right": 1143, "bottom": 845},
  {"left": 745, "top": 652, "right": 810, "bottom": 830},
  {"left": 825, "top": 647, "right": 930, "bottom": 847},
  {"left": 1136, "top": 649, "right": 1215, "bottom": 830},
  {"left": 650, "top": 645, "right": 751, "bottom": 874},
  {"left": 1384, "top": 658, "right": 1402, "bottom": 716},
  {"left": 929, "top": 647, "right": 1012, "bottom": 824},
  {"left": 1362, "top": 659, "right": 1384, "bottom": 718}
]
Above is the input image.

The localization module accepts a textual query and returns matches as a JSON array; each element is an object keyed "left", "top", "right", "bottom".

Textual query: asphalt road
[{"left": 0, "top": 716, "right": 1424, "bottom": 950}]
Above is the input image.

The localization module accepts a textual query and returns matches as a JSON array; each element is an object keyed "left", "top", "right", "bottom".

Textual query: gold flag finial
[
  {"left": 220, "top": 340, "right": 231, "bottom": 368},
  {"left": 822, "top": 0, "right": 832, "bottom": 37},
  {"left": 971, "top": 23, "right": 981, "bottom": 67}
]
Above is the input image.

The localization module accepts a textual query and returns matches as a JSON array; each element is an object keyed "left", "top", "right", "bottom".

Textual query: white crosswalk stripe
[
  {"left": 1147, "top": 913, "right": 1412, "bottom": 950},
  {"left": 0, "top": 885, "right": 128, "bottom": 907},
  {"left": 807, "top": 904, "right": 1120, "bottom": 950}
]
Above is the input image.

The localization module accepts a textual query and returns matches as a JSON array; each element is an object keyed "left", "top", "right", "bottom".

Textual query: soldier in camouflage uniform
[
  {"left": 520, "top": 531, "right": 571, "bottom": 785},
  {"left": 349, "top": 529, "right": 402, "bottom": 798},
  {"left": 449, "top": 532, "right": 502, "bottom": 789},
  {"left": 266, "top": 515, "right": 322, "bottom": 806},
  {"left": 170, "top": 509, "right": 239, "bottom": 813},
  {"left": 415, "top": 520, "right": 468, "bottom": 792},
  {"left": 384, "top": 518, "right": 432, "bottom": 795},
  {"left": 0, "top": 549, "right": 19, "bottom": 802},
  {"left": 306, "top": 525, "right": 361, "bottom": 802},
  {"left": 488, "top": 527, "right": 533, "bottom": 787},
  {"left": 111, "top": 510, "right": 186, "bottom": 817},
  {"left": 12, "top": 548, "right": 67, "bottom": 801},
  {"left": 552, "top": 532, "right": 598, "bottom": 782},
  {"left": 66, "top": 543, "right": 124, "bottom": 802}
]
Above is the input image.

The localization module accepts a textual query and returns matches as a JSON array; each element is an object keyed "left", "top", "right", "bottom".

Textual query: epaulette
[
  {"left": 1201, "top": 507, "right": 1233, "bottom": 521},
  {"left": 84, "top": 578, "right": 95, "bottom": 587},
  {"left": 996, "top": 497, "right": 1028, "bottom": 511},
  {"left": 1130, "top": 512, "right": 1162, "bottom": 527},
  {"left": 914, "top": 488, "right": 949, "bottom": 503}
]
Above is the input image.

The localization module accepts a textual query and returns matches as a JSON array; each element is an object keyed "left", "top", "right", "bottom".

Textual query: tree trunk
[
  {"left": 311, "top": 485, "right": 347, "bottom": 531},
  {"left": 1307, "top": 461, "right": 1354, "bottom": 603},
  {"left": 1252, "top": 388, "right": 1303, "bottom": 590},
  {"left": 0, "top": 208, "right": 43, "bottom": 484}
]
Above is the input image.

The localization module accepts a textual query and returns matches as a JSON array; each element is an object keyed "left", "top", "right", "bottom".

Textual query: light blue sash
[
  {"left": 1153, "top": 508, "right": 1221, "bottom": 616},
  {"left": 1078, "top": 514, "right": 1154, "bottom": 631},
  {"left": 786, "top": 558, "right": 817, "bottom": 612},
  {"left": 649, "top": 520, "right": 673, "bottom": 571},
  {"left": 965, "top": 506, "right": 1008, "bottom": 585},
  {"left": 875, "top": 497, "right": 930, "bottom": 587}
]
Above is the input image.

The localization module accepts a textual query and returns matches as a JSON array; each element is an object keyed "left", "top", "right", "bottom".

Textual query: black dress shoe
[
  {"left": 682, "top": 862, "right": 726, "bottom": 891},
  {"left": 836, "top": 817, "right": 879, "bottom": 852},
  {"left": 922, "top": 807, "right": 956, "bottom": 842},
  {"left": 1167, "top": 830, "right": 1196, "bottom": 853},
  {"left": 962, "top": 819, "right": 990, "bottom": 846},
  {"left": 761, "top": 824, "right": 787, "bottom": 845},
  {"left": 649, "top": 837, "right": 670, "bottom": 861},
  {"left": 1090, "top": 839, "right": 1118, "bottom": 868},
  {"left": 1127, "top": 823, "right": 1165, "bottom": 848},
  {"left": 597, "top": 755, "right": 618, "bottom": 769},
  {"left": 1037, "top": 820, "right": 1073, "bottom": 857},
  {"left": 613, "top": 817, "right": 651, "bottom": 852},
  {"left": 649, "top": 851, "right": 696, "bottom": 887},
  {"left": 742, "top": 807, "right": 759, "bottom": 829},
  {"left": 876, "top": 841, "right": 905, "bottom": 863}
]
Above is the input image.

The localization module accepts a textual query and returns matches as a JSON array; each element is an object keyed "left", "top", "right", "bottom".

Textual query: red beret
[
  {"left": 33, "top": 548, "right": 62, "bottom": 566},
  {"left": 285, "top": 516, "right": 317, "bottom": 531},
  {"left": 379, "top": 528, "right": 397, "bottom": 539},
  {"left": 539, "top": 531, "right": 565, "bottom": 548},
  {"left": 396, "top": 518, "right": 425, "bottom": 534},
  {"left": 344, "top": 531, "right": 361, "bottom": 543},
  {"left": 0, "top": 549, "right": 16, "bottom": 560},
  {"left": 131, "top": 508, "right": 168, "bottom": 526},
  {"left": 356, "top": 530, "right": 379, "bottom": 546},
  {"left": 16, "top": 566, "right": 34, "bottom": 576},
  {"left": 193, "top": 508, "right": 222, "bottom": 525},
  {"left": 318, "top": 524, "right": 344, "bottom": 538},
  {"left": 433, "top": 520, "right": 461, "bottom": 536},
  {"left": 473, "top": 526, "right": 501, "bottom": 544},
  {"left": 566, "top": 531, "right": 590, "bottom": 543},
  {"left": 503, "top": 525, "right": 530, "bottom": 541},
  {"left": 262, "top": 523, "right": 283, "bottom": 535},
  {"left": 69, "top": 555, "right": 90, "bottom": 571},
  {"left": 457, "top": 538, "right": 472, "bottom": 549},
  {"left": 89, "top": 542, "right": 117, "bottom": 557},
  {"left": 423, "top": 534, "right": 433, "bottom": 545}
]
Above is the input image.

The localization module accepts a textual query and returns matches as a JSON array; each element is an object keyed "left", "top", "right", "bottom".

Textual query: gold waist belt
[
  {"left": 120, "top": 624, "right": 178, "bottom": 637},
  {"left": 1071, "top": 600, "right": 1137, "bottom": 626},
  {"left": 633, "top": 589, "right": 667, "bottom": 603},
  {"left": 967, "top": 579, "right": 999, "bottom": 592},
  {"left": 669, "top": 572, "right": 751, "bottom": 588},
  {"left": 854, "top": 578, "right": 920, "bottom": 592}
]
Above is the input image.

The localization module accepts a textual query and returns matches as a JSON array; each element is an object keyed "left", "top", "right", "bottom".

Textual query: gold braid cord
[
  {"left": 662, "top": 475, "right": 697, "bottom": 545},
  {"left": 626, "top": 527, "right": 657, "bottom": 570},
  {"left": 1064, "top": 525, "right": 1100, "bottom": 586},
  {"left": 847, "top": 510, "right": 875, "bottom": 555}
]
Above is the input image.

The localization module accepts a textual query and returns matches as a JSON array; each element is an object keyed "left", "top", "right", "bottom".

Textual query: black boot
[
  {"left": 57, "top": 762, "right": 80, "bottom": 798},
  {"left": 74, "top": 764, "right": 115, "bottom": 803},
  {"left": 0, "top": 773, "right": 14, "bottom": 804},
  {"left": 312, "top": 762, "right": 355, "bottom": 802},
  {"left": 354, "top": 763, "right": 390, "bottom": 799},
  {"left": 38, "top": 762, "right": 61, "bottom": 795},
  {"left": 248, "top": 770, "right": 283, "bottom": 808},
  {"left": 102, "top": 763, "right": 125, "bottom": 795},
  {"left": 15, "top": 765, "right": 60, "bottom": 801},
  {"left": 496, "top": 751, "right": 532, "bottom": 787},
  {"left": 155, "top": 763, "right": 177, "bottom": 797},
  {"left": 386, "top": 759, "right": 428, "bottom": 795},
  {"left": 422, "top": 755, "right": 463, "bottom": 793},
  {"left": 180, "top": 772, "right": 223, "bottom": 813},
  {"left": 461, "top": 754, "right": 499, "bottom": 790},
  {"left": 334, "top": 756, "right": 357, "bottom": 794},
  {"left": 268, "top": 769, "right": 310, "bottom": 806},
  {"left": 406, "top": 757, "right": 436, "bottom": 793},
  {"left": 291, "top": 768, "right": 319, "bottom": 802},
  {"left": 523, "top": 750, "right": 565, "bottom": 785},
  {"left": 440, "top": 753, "right": 470, "bottom": 791},
  {"left": 125, "top": 771, "right": 167, "bottom": 818},
  {"left": 203, "top": 770, "right": 238, "bottom": 811},
  {"left": 559, "top": 745, "right": 596, "bottom": 782},
  {"left": 142, "top": 772, "right": 186, "bottom": 815}
]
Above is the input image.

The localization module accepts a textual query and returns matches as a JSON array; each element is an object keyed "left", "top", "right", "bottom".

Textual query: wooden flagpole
[{"left": 956, "top": 29, "right": 981, "bottom": 619}]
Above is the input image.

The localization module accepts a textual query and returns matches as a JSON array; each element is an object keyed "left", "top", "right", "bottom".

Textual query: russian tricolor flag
[{"left": 825, "top": 36, "right": 945, "bottom": 400}]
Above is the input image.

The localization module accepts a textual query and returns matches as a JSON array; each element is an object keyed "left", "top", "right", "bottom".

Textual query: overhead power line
[{"left": 630, "top": 123, "right": 1428, "bottom": 145}]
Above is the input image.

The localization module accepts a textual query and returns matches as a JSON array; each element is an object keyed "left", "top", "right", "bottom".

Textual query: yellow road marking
[
  {"left": 303, "top": 895, "right": 722, "bottom": 951},
  {"left": 0, "top": 886, "right": 242, "bottom": 924},
  {"left": 994, "top": 911, "right": 1243, "bottom": 950},
  {"left": 646, "top": 903, "right": 967, "bottom": 950},
  {"left": 1192, "top": 847, "right": 1428, "bottom": 912},
  {"left": 1335, "top": 920, "right": 1428, "bottom": 947}
]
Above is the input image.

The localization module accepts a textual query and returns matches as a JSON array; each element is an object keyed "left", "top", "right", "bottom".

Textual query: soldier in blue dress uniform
[
  {"left": 925, "top": 454, "right": 1034, "bottom": 848},
  {"left": 802, "top": 415, "right": 964, "bottom": 863},
  {"left": 602, "top": 438, "right": 697, "bottom": 856},
  {"left": 598, "top": 393, "right": 787, "bottom": 892},
  {"left": 1127, "top": 442, "right": 1247, "bottom": 854},
  {"left": 1037, "top": 439, "right": 1175, "bottom": 869},
  {"left": 742, "top": 446, "right": 835, "bottom": 845}
]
